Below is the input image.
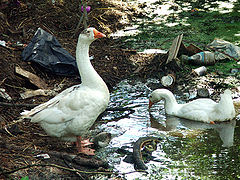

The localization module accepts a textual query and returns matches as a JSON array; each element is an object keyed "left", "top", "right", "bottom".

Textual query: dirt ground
[
  {"left": 0, "top": 0, "right": 239, "bottom": 179},
  {"left": 0, "top": 0, "right": 164, "bottom": 179}
]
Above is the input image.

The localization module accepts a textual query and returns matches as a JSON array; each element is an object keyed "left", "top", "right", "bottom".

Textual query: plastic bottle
[{"left": 181, "top": 51, "right": 215, "bottom": 65}]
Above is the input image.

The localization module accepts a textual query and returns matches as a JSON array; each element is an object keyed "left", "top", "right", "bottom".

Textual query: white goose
[
  {"left": 148, "top": 89, "right": 235, "bottom": 124},
  {"left": 21, "top": 28, "right": 109, "bottom": 155}
]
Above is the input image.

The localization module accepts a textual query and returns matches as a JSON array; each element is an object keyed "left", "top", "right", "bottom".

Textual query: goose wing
[
  {"left": 175, "top": 99, "right": 217, "bottom": 121},
  {"left": 21, "top": 84, "right": 81, "bottom": 119},
  {"left": 28, "top": 85, "right": 107, "bottom": 124}
]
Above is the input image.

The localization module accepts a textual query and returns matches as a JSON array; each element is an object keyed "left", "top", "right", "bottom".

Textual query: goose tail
[{"left": 217, "top": 89, "right": 235, "bottom": 118}]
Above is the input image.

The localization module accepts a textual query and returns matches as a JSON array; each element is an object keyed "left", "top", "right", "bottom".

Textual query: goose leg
[{"left": 76, "top": 136, "right": 95, "bottom": 155}]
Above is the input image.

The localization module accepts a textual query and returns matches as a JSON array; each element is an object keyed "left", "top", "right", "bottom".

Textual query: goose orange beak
[
  {"left": 93, "top": 29, "right": 106, "bottom": 38},
  {"left": 149, "top": 100, "right": 153, "bottom": 109}
]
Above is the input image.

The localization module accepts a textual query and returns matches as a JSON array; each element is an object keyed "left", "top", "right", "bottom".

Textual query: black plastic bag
[{"left": 22, "top": 28, "right": 79, "bottom": 76}]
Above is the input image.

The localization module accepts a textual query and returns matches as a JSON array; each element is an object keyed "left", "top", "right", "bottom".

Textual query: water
[
  {"left": 94, "top": 78, "right": 240, "bottom": 180},
  {"left": 99, "top": 1, "right": 240, "bottom": 178}
]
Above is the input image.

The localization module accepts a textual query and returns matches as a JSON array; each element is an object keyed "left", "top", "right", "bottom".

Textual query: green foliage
[{"left": 20, "top": 176, "right": 29, "bottom": 180}]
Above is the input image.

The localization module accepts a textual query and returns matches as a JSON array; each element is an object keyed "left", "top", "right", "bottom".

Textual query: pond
[{"left": 94, "top": 78, "right": 240, "bottom": 180}]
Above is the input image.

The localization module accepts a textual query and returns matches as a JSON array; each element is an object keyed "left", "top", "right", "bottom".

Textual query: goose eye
[
  {"left": 82, "top": 29, "right": 91, "bottom": 34},
  {"left": 149, "top": 95, "right": 152, "bottom": 98}
]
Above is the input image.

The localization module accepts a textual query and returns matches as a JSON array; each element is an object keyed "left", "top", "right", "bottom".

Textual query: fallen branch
[
  {"left": 0, "top": 77, "right": 7, "bottom": 86},
  {"left": 0, "top": 102, "right": 37, "bottom": 107},
  {"left": 0, "top": 163, "right": 112, "bottom": 176},
  {"left": 0, "top": 102, "right": 135, "bottom": 113},
  {"left": 48, "top": 151, "right": 109, "bottom": 169},
  {"left": 207, "top": 45, "right": 239, "bottom": 62},
  {"left": 15, "top": 66, "right": 48, "bottom": 89},
  {"left": 2, "top": 103, "right": 135, "bottom": 127},
  {"left": 0, "top": 163, "right": 147, "bottom": 177},
  {"left": 106, "top": 107, "right": 136, "bottom": 113}
]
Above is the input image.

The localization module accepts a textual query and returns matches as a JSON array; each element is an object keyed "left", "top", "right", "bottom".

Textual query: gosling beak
[
  {"left": 149, "top": 100, "right": 154, "bottom": 109},
  {"left": 93, "top": 29, "right": 106, "bottom": 38}
]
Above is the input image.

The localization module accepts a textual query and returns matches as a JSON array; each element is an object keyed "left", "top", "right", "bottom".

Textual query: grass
[
  {"left": 119, "top": 0, "right": 240, "bottom": 75},
  {"left": 122, "top": 10, "right": 240, "bottom": 50}
]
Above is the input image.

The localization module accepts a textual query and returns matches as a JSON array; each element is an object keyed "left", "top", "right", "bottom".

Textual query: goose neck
[
  {"left": 162, "top": 92, "right": 178, "bottom": 112},
  {"left": 76, "top": 41, "right": 106, "bottom": 89}
]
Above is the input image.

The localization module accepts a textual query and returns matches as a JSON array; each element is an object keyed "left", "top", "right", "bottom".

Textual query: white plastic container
[
  {"left": 192, "top": 66, "right": 207, "bottom": 76},
  {"left": 161, "top": 74, "right": 175, "bottom": 87}
]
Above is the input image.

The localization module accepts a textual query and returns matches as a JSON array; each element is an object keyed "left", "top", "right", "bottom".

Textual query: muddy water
[{"left": 94, "top": 79, "right": 240, "bottom": 180}]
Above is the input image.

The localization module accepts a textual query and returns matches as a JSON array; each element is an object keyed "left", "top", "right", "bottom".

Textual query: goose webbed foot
[
  {"left": 76, "top": 136, "right": 95, "bottom": 155},
  {"left": 80, "top": 138, "right": 94, "bottom": 147}
]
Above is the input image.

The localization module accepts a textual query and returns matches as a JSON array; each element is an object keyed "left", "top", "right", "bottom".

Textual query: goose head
[
  {"left": 149, "top": 90, "right": 162, "bottom": 109},
  {"left": 148, "top": 89, "right": 175, "bottom": 109},
  {"left": 78, "top": 27, "right": 106, "bottom": 43}
]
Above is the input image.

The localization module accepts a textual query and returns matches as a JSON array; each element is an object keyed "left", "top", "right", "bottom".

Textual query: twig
[
  {"left": 23, "top": 143, "right": 33, "bottom": 152},
  {"left": 72, "top": 0, "right": 88, "bottom": 38},
  {"left": 4, "top": 118, "right": 26, "bottom": 128},
  {"left": 0, "top": 163, "right": 146, "bottom": 176},
  {"left": 82, "top": 0, "right": 88, "bottom": 29},
  {"left": 4, "top": 83, "right": 26, "bottom": 90},
  {"left": 4, "top": 126, "right": 15, "bottom": 137},
  {"left": 2, "top": 102, "right": 135, "bottom": 127},
  {"left": 72, "top": 14, "right": 84, "bottom": 38},
  {"left": 0, "top": 77, "right": 7, "bottom": 86},
  {"left": 206, "top": 45, "right": 239, "bottom": 62},
  {"left": 62, "top": 156, "right": 84, "bottom": 179},
  {"left": 0, "top": 163, "right": 110, "bottom": 175},
  {"left": 106, "top": 107, "right": 136, "bottom": 112},
  {"left": 0, "top": 101, "right": 136, "bottom": 113},
  {"left": 98, "top": 107, "right": 135, "bottom": 123},
  {"left": 94, "top": 8, "right": 116, "bottom": 10},
  {"left": 92, "top": 16, "right": 103, "bottom": 24},
  {"left": 17, "top": 18, "right": 29, "bottom": 30},
  {"left": 0, "top": 102, "right": 38, "bottom": 107}
]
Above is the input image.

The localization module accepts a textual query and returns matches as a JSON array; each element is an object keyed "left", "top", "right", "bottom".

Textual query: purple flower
[{"left": 81, "top": 6, "right": 91, "bottom": 13}]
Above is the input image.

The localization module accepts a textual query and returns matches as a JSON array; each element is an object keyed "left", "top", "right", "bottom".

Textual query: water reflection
[{"left": 149, "top": 113, "right": 236, "bottom": 147}]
